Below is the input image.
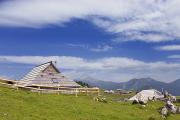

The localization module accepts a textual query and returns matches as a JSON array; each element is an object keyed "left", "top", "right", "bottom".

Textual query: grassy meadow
[{"left": 0, "top": 84, "right": 180, "bottom": 120}]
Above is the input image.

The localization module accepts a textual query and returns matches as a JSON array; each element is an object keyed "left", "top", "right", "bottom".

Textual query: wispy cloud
[
  {"left": 0, "top": 0, "right": 180, "bottom": 42},
  {"left": 90, "top": 45, "right": 113, "bottom": 52},
  {"left": 0, "top": 56, "right": 180, "bottom": 82},
  {"left": 66, "top": 43, "right": 89, "bottom": 49},
  {"left": 156, "top": 45, "right": 180, "bottom": 51},
  {"left": 66, "top": 43, "right": 113, "bottom": 52},
  {"left": 168, "top": 55, "right": 180, "bottom": 59}
]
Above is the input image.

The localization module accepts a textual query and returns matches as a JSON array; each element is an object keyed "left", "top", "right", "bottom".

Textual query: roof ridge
[{"left": 35, "top": 61, "right": 53, "bottom": 67}]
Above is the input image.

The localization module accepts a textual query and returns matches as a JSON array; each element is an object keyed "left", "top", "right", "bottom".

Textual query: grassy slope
[{"left": 0, "top": 84, "right": 180, "bottom": 120}]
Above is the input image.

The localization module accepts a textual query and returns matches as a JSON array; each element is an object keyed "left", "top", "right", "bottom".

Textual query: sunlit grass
[{"left": 0, "top": 84, "right": 180, "bottom": 120}]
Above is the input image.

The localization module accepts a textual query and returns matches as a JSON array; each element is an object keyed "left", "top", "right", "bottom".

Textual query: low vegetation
[
  {"left": 75, "top": 81, "right": 90, "bottom": 87},
  {"left": 0, "top": 84, "right": 180, "bottom": 120}
]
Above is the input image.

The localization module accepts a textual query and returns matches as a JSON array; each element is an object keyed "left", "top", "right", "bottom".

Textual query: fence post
[
  {"left": 98, "top": 88, "right": 100, "bottom": 96},
  {"left": 38, "top": 86, "right": 41, "bottom": 95},
  {"left": 16, "top": 87, "right": 19, "bottom": 91},
  {"left": 75, "top": 88, "right": 78, "bottom": 97},
  {"left": 86, "top": 89, "right": 89, "bottom": 96},
  {"left": 58, "top": 86, "right": 59, "bottom": 95}
]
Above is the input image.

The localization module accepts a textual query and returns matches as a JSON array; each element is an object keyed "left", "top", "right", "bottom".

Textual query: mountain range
[{"left": 76, "top": 77, "right": 180, "bottom": 95}]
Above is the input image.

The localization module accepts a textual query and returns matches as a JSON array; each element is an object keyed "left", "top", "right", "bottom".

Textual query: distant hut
[{"left": 17, "top": 61, "right": 81, "bottom": 89}]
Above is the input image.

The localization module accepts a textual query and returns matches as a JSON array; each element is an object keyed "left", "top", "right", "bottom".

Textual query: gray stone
[
  {"left": 171, "top": 96, "right": 176, "bottom": 102},
  {"left": 170, "top": 106, "right": 177, "bottom": 114},
  {"left": 166, "top": 100, "right": 177, "bottom": 114},
  {"left": 161, "top": 107, "right": 168, "bottom": 116}
]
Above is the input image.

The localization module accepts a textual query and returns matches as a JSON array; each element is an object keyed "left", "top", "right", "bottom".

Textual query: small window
[
  {"left": 49, "top": 73, "right": 54, "bottom": 76},
  {"left": 51, "top": 78, "right": 58, "bottom": 83}
]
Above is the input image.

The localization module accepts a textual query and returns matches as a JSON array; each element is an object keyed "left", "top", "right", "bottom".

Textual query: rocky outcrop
[{"left": 161, "top": 100, "right": 180, "bottom": 117}]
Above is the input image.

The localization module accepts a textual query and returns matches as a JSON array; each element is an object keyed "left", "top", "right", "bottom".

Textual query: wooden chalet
[
  {"left": 17, "top": 61, "right": 81, "bottom": 90},
  {"left": 0, "top": 61, "right": 99, "bottom": 96}
]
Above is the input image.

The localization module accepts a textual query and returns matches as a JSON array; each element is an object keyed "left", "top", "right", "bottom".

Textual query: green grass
[{"left": 0, "top": 84, "right": 180, "bottom": 120}]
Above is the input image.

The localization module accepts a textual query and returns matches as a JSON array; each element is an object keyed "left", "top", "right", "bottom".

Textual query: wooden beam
[
  {"left": 57, "top": 86, "right": 59, "bottom": 95},
  {"left": 98, "top": 89, "right": 100, "bottom": 96},
  {"left": 75, "top": 88, "right": 78, "bottom": 97},
  {"left": 38, "top": 86, "right": 41, "bottom": 95}
]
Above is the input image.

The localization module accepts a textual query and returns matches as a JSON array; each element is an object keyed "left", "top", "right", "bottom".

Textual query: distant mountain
[
  {"left": 76, "top": 77, "right": 180, "bottom": 95},
  {"left": 120, "top": 78, "right": 168, "bottom": 91},
  {"left": 168, "top": 79, "right": 180, "bottom": 95},
  {"left": 76, "top": 76, "right": 121, "bottom": 90}
]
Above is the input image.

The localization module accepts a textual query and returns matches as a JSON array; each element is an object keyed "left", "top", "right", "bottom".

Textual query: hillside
[
  {"left": 0, "top": 84, "right": 180, "bottom": 120},
  {"left": 79, "top": 77, "right": 180, "bottom": 95}
]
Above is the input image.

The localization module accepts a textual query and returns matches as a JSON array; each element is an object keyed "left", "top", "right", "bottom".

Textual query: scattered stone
[
  {"left": 132, "top": 100, "right": 139, "bottom": 104},
  {"left": 170, "top": 105, "right": 177, "bottom": 114},
  {"left": 142, "top": 105, "right": 146, "bottom": 108},
  {"left": 138, "top": 96, "right": 148, "bottom": 105},
  {"left": 161, "top": 107, "right": 168, "bottom": 117},
  {"left": 176, "top": 107, "right": 180, "bottom": 114},
  {"left": 171, "top": 96, "right": 176, "bottom": 102},
  {"left": 176, "top": 98, "right": 180, "bottom": 103},
  {"left": 164, "top": 91, "right": 169, "bottom": 98},
  {"left": 161, "top": 100, "right": 180, "bottom": 117},
  {"left": 166, "top": 100, "right": 174, "bottom": 108},
  {"left": 93, "top": 96, "right": 107, "bottom": 103}
]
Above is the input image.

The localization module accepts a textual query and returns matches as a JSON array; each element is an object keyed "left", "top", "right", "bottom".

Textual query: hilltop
[
  {"left": 0, "top": 84, "right": 180, "bottom": 120},
  {"left": 78, "top": 77, "right": 180, "bottom": 95}
]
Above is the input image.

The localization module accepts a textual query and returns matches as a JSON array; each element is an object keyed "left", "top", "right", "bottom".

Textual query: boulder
[
  {"left": 166, "top": 100, "right": 174, "bottom": 108},
  {"left": 161, "top": 107, "right": 168, "bottom": 116},
  {"left": 170, "top": 106, "right": 177, "bottom": 114},
  {"left": 171, "top": 96, "right": 176, "bottom": 102},
  {"left": 166, "top": 100, "right": 178, "bottom": 114},
  {"left": 164, "top": 91, "right": 169, "bottom": 98},
  {"left": 139, "top": 99, "right": 147, "bottom": 105},
  {"left": 138, "top": 94, "right": 148, "bottom": 105},
  {"left": 177, "top": 107, "right": 180, "bottom": 114},
  {"left": 132, "top": 99, "right": 139, "bottom": 104}
]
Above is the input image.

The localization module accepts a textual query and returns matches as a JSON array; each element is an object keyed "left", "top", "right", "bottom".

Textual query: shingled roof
[{"left": 17, "top": 61, "right": 81, "bottom": 88}]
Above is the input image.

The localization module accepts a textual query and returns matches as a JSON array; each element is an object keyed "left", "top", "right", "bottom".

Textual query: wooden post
[
  {"left": 38, "top": 86, "right": 41, "bottom": 95},
  {"left": 86, "top": 89, "right": 89, "bottom": 96},
  {"left": 15, "top": 83, "right": 19, "bottom": 91},
  {"left": 57, "top": 86, "right": 59, "bottom": 95},
  {"left": 98, "top": 88, "right": 100, "bottom": 96},
  {"left": 16, "top": 86, "right": 19, "bottom": 91},
  {"left": 75, "top": 88, "right": 78, "bottom": 97}
]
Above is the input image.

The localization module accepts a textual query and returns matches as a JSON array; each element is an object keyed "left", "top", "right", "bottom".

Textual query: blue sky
[
  {"left": 0, "top": 19, "right": 179, "bottom": 61},
  {"left": 0, "top": 0, "right": 180, "bottom": 82}
]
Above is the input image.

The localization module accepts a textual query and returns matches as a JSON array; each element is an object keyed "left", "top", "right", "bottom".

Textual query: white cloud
[
  {"left": 156, "top": 45, "right": 180, "bottom": 51},
  {"left": 0, "top": 0, "right": 180, "bottom": 42},
  {"left": 168, "top": 55, "right": 180, "bottom": 59},
  {"left": 113, "top": 32, "right": 174, "bottom": 43},
  {"left": 90, "top": 45, "right": 113, "bottom": 52},
  {"left": 66, "top": 43, "right": 89, "bottom": 49},
  {"left": 66, "top": 44, "right": 112, "bottom": 52},
  {"left": 0, "top": 56, "right": 180, "bottom": 82}
]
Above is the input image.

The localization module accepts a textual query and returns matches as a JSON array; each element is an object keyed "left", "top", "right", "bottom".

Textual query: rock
[
  {"left": 166, "top": 100, "right": 174, "bottom": 108},
  {"left": 161, "top": 107, "right": 168, "bottom": 116},
  {"left": 171, "top": 96, "right": 176, "bottom": 102},
  {"left": 138, "top": 94, "right": 148, "bottom": 105},
  {"left": 139, "top": 100, "right": 147, "bottom": 105},
  {"left": 132, "top": 100, "right": 139, "bottom": 104},
  {"left": 94, "top": 96, "right": 107, "bottom": 103},
  {"left": 152, "top": 96, "right": 157, "bottom": 101},
  {"left": 164, "top": 91, "right": 169, "bottom": 98},
  {"left": 170, "top": 106, "right": 177, "bottom": 114},
  {"left": 166, "top": 100, "right": 177, "bottom": 114},
  {"left": 176, "top": 107, "right": 180, "bottom": 114},
  {"left": 142, "top": 105, "right": 146, "bottom": 108}
]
